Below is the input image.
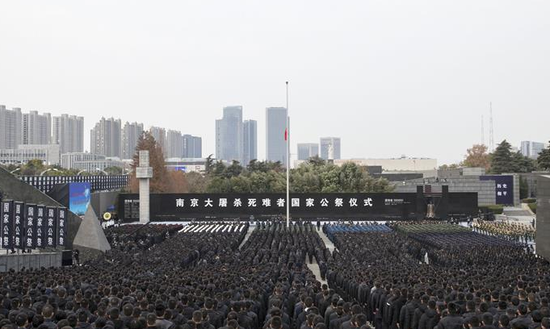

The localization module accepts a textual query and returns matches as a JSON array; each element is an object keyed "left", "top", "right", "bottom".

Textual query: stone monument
[{"left": 136, "top": 150, "right": 153, "bottom": 224}]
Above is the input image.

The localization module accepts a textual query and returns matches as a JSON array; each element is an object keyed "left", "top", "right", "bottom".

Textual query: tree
[
  {"left": 307, "top": 156, "right": 326, "bottom": 167},
  {"left": 205, "top": 154, "right": 215, "bottom": 175},
  {"left": 104, "top": 166, "right": 123, "bottom": 175},
  {"left": 462, "top": 144, "right": 491, "bottom": 172},
  {"left": 538, "top": 142, "right": 550, "bottom": 171},
  {"left": 128, "top": 131, "right": 174, "bottom": 193},
  {"left": 439, "top": 164, "right": 460, "bottom": 170},
  {"left": 490, "top": 140, "right": 513, "bottom": 174},
  {"left": 21, "top": 159, "right": 45, "bottom": 175},
  {"left": 185, "top": 172, "right": 209, "bottom": 193},
  {"left": 510, "top": 151, "right": 536, "bottom": 173}
]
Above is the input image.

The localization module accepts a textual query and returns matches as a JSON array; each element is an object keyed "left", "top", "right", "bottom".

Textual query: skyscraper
[
  {"left": 53, "top": 114, "right": 84, "bottom": 153},
  {"left": 149, "top": 126, "right": 167, "bottom": 152},
  {"left": 216, "top": 106, "right": 243, "bottom": 163},
  {"left": 266, "top": 107, "right": 288, "bottom": 166},
  {"left": 90, "top": 117, "right": 122, "bottom": 157},
  {"left": 521, "top": 141, "right": 547, "bottom": 159},
  {"left": 243, "top": 120, "right": 257, "bottom": 166},
  {"left": 320, "top": 137, "right": 341, "bottom": 160},
  {"left": 0, "top": 106, "right": 23, "bottom": 149},
  {"left": 182, "top": 134, "right": 202, "bottom": 158},
  {"left": 122, "top": 122, "right": 144, "bottom": 159},
  {"left": 166, "top": 130, "right": 183, "bottom": 158},
  {"left": 297, "top": 143, "right": 319, "bottom": 160},
  {"left": 22, "top": 111, "right": 51, "bottom": 145}
]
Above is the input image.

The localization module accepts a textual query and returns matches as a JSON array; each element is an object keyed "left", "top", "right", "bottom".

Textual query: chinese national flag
[{"left": 284, "top": 128, "right": 288, "bottom": 141}]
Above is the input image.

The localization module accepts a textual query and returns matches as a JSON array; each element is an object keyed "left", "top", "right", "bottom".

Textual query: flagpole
[{"left": 286, "top": 81, "right": 290, "bottom": 228}]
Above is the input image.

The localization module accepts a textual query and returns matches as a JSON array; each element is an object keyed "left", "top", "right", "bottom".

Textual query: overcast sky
[{"left": 0, "top": 1, "right": 549, "bottom": 165}]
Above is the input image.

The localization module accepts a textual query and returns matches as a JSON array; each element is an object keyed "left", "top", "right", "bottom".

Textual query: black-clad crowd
[
  {"left": 2, "top": 220, "right": 550, "bottom": 329},
  {"left": 325, "top": 222, "right": 550, "bottom": 329},
  {"left": 0, "top": 222, "right": 367, "bottom": 329}
]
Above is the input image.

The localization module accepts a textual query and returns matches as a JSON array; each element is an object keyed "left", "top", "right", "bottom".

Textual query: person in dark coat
[
  {"left": 436, "top": 303, "right": 464, "bottom": 329},
  {"left": 400, "top": 293, "right": 420, "bottom": 329},
  {"left": 510, "top": 305, "right": 533, "bottom": 329}
]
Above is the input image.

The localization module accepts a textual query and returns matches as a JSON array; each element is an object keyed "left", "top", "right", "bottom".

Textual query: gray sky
[{"left": 1, "top": 1, "right": 549, "bottom": 165}]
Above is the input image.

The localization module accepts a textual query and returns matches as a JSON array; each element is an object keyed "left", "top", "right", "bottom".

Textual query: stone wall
[
  {"left": 0, "top": 252, "right": 62, "bottom": 272},
  {"left": 0, "top": 167, "right": 82, "bottom": 249}
]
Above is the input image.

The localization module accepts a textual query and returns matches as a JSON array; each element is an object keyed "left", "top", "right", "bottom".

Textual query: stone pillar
[
  {"left": 536, "top": 175, "right": 550, "bottom": 260},
  {"left": 136, "top": 151, "right": 153, "bottom": 224}
]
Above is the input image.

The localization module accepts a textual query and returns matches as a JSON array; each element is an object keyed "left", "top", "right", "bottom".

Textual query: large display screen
[{"left": 69, "top": 182, "right": 91, "bottom": 216}]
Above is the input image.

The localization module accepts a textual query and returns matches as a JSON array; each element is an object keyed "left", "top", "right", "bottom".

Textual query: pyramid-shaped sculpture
[{"left": 73, "top": 205, "right": 111, "bottom": 253}]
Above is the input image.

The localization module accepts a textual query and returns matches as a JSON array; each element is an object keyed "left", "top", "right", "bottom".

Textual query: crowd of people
[
  {"left": 472, "top": 219, "right": 536, "bottom": 243},
  {"left": 0, "top": 221, "right": 358, "bottom": 329},
  {"left": 105, "top": 224, "right": 183, "bottom": 252},
  {"left": 1, "top": 218, "right": 549, "bottom": 329},
  {"left": 326, "top": 221, "right": 549, "bottom": 329}
]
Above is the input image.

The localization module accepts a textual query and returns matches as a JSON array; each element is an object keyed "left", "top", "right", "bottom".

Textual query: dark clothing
[{"left": 437, "top": 314, "right": 464, "bottom": 329}]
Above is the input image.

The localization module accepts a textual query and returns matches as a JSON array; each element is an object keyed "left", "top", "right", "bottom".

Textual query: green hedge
[
  {"left": 480, "top": 205, "right": 504, "bottom": 215},
  {"left": 528, "top": 202, "right": 537, "bottom": 214}
]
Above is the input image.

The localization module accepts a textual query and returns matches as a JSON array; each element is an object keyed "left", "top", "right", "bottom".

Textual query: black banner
[
  {"left": 57, "top": 207, "right": 67, "bottom": 247},
  {"left": 46, "top": 207, "right": 57, "bottom": 248},
  {"left": 25, "top": 204, "right": 37, "bottom": 249},
  {"left": 36, "top": 205, "right": 45, "bottom": 249},
  {"left": 119, "top": 193, "right": 419, "bottom": 221},
  {"left": 13, "top": 201, "right": 25, "bottom": 249},
  {"left": 20, "top": 174, "right": 129, "bottom": 193},
  {"left": 1, "top": 200, "right": 14, "bottom": 249}
]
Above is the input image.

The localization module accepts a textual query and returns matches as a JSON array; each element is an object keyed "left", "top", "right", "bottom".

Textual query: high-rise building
[
  {"left": 90, "top": 117, "right": 122, "bottom": 157},
  {"left": 150, "top": 126, "right": 167, "bottom": 152},
  {"left": 52, "top": 114, "right": 84, "bottom": 154},
  {"left": 320, "top": 137, "right": 341, "bottom": 160},
  {"left": 122, "top": 122, "right": 144, "bottom": 159},
  {"left": 0, "top": 106, "right": 23, "bottom": 149},
  {"left": 166, "top": 130, "right": 183, "bottom": 158},
  {"left": 521, "top": 141, "right": 547, "bottom": 159},
  {"left": 243, "top": 120, "right": 257, "bottom": 166},
  {"left": 22, "top": 111, "right": 51, "bottom": 145},
  {"left": 297, "top": 143, "right": 319, "bottom": 160},
  {"left": 216, "top": 106, "right": 243, "bottom": 163},
  {"left": 266, "top": 107, "right": 288, "bottom": 166},
  {"left": 182, "top": 134, "right": 202, "bottom": 158}
]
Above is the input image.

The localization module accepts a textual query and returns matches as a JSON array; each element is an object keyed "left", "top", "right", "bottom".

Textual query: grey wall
[
  {"left": 520, "top": 172, "right": 550, "bottom": 199},
  {"left": 394, "top": 178, "right": 496, "bottom": 206},
  {"left": 0, "top": 167, "right": 82, "bottom": 249},
  {"left": 91, "top": 191, "right": 119, "bottom": 217},
  {"left": 536, "top": 175, "right": 550, "bottom": 261},
  {"left": 0, "top": 252, "right": 62, "bottom": 272}
]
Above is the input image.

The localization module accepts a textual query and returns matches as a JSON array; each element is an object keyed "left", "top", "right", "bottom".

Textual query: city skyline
[
  {"left": 2, "top": 102, "right": 549, "bottom": 165},
  {"left": 1, "top": 1, "right": 549, "bottom": 165}
]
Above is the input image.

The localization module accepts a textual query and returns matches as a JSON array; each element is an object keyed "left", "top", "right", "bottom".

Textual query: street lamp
[
  {"left": 40, "top": 168, "right": 60, "bottom": 176},
  {"left": 77, "top": 169, "right": 87, "bottom": 176},
  {"left": 10, "top": 168, "right": 21, "bottom": 174}
]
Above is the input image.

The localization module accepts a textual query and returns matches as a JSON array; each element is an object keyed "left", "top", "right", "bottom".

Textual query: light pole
[
  {"left": 10, "top": 168, "right": 21, "bottom": 174},
  {"left": 40, "top": 168, "right": 60, "bottom": 176},
  {"left": 77, "top": 169, "right": 87, "bottom": 176},
  {"left": 286, "top": 81, "right": 290, "bottom": 228}
]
